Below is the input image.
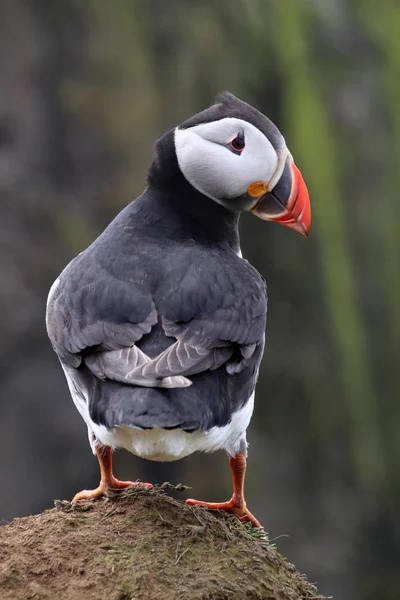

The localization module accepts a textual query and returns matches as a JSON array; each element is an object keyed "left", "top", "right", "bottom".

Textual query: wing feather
[
  {"left": 47, "top": 244, "right": 267, "bottom": 387},
  {"left": 84, "top": 346, "right": 191, "bottom": 389}
]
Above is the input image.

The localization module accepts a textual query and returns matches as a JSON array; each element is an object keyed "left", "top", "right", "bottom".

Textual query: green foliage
[{"left": 271, "top": 0, "right": 385, "bottom": 489}]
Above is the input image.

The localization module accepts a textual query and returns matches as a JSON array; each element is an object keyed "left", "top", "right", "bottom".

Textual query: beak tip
[{"left": 287, "top": 218, "right": 310, "bottom": 237}]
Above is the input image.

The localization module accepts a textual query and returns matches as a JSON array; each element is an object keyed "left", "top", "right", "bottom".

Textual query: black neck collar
[{"left": 146, "top": 129, "right": 241, "bottom": 252}]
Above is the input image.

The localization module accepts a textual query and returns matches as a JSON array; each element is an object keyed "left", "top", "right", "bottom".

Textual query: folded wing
[{"left": 47, "top": 247, "right": 267, "bottom": 390}]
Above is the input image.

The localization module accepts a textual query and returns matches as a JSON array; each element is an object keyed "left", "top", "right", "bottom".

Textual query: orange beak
[{"left": 251, "top": 155, "right": 311, "bottom": 237}]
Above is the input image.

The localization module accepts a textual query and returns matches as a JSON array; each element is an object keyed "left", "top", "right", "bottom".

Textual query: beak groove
[{"left": 251, "top": 155, "right": 311, "bottom": 237}]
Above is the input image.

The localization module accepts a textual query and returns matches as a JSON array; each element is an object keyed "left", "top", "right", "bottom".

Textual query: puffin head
[{"left": 173, "top": 92, "right": 311, "bottom": 236}]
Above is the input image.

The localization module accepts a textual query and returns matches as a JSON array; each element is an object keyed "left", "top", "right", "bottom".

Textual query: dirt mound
[{"left": 0, "top": 485, "right": 324, "bottom": 600}]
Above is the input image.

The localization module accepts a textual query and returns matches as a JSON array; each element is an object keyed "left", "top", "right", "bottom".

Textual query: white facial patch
[{"left": 174, "top": 117, "right": 281, "bottom": 203}]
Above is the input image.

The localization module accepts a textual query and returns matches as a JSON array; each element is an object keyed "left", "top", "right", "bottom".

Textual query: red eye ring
[{"left": 228, "top": 131, "right": 245, "bottom": 155}]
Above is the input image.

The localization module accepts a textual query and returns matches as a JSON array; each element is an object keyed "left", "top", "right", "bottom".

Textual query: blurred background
[{"left": 1, "top": 0, "right": 399, "bottom": 598}]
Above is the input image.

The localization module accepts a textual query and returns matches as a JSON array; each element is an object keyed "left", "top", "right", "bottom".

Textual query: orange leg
[
  {"left": 72, "top": 444, "right": 152, "bottom": 502},
  {"left": 186, "top": 453, "right": 261, "bottom": 527}
]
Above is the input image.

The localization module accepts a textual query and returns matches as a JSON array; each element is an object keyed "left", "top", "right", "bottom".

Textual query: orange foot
[
  {"left": 186, "top": 454, "right": 262, "bottom": 528},
  {"left": 72, "top": 443, "right": 153, "bottom": 502},
  {"left": 72, "top": 478, "right": 152, "bottom": 502},
  {"left": 186, "top": 496, "right": 261, "bottom": 528}
]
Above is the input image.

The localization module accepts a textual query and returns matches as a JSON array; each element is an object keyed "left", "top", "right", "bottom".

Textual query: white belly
[{"left": 63, "top": 365, "right": 254, "bottom": 461}]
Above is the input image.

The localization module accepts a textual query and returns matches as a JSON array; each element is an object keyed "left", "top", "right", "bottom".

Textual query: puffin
[{"left": 46, "top": 92, "right": 310, "bottom": 527}]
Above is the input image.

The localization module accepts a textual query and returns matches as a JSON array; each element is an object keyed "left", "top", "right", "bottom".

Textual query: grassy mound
[{"left": 0, "top": 485, "right": 325, "bottom": 600}]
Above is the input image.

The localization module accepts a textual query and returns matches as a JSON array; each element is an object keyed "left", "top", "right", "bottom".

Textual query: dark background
[{"left": 1, "top": 2, "right": 399, "bottom": 598}]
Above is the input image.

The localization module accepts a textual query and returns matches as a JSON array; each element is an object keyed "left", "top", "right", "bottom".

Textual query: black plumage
[
  {"left": 179, "top": 92, "right": 284, "bottom": 153},
  {"left": 47, "top": 180, "right": 267, "bottom": 432}
]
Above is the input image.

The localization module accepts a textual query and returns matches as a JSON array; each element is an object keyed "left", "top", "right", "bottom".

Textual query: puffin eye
[{"left": 227, "top": 130, "right": 245, "bottom": 155}]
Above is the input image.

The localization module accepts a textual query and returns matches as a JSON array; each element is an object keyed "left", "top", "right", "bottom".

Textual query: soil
[{"left": 0, "top": 485, "right": 325, "bottom": 600}]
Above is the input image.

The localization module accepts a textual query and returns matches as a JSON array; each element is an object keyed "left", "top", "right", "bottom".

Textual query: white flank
[{"left": 63, "top": 364, "right": 254, "bottom": 461}]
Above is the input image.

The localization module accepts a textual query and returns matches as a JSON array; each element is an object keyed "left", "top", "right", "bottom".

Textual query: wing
[
  {"left": 82, "top": 250, "right": 267, "bottom": 384},
  {"left": 47, "top": 247, "right": 267, "bottom": 388},
  {"left": 47, "top": 253, "right": 154, "bottom": 365},
  {"left": 84, "top": 345, "right": 191, "bottom": 389},
  {"left": 159, "top": 247, "right": 267, "bottom": 345},
  {"left": 46, "top": 252, "right": 190, "bottom": 388}
]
